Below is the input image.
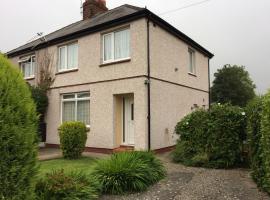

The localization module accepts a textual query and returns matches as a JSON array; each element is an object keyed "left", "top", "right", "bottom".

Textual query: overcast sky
[{"left": 1, "top": 0, "right": 269, "bottom": 94}]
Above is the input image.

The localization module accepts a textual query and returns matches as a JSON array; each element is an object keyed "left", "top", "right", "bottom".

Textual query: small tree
[
  {"left": 211, "top": 65, "right": 256, "bottom": 107},
  {"left": 0, "top": 54, "right": 38, "bottom": 199}
]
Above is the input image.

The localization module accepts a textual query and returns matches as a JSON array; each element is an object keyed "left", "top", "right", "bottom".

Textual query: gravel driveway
[{"left": 101, "top": 152, "right": 269, "bottom": 200}]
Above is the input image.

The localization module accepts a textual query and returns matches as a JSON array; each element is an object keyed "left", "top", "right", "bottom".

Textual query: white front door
[{"left": 123, "top": 97, "right": 134, "bottom": 145}]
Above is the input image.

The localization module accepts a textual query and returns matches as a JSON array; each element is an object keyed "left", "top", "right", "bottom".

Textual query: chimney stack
[{"left": 83, "top": 0, "right": 108, "bottom": 20}]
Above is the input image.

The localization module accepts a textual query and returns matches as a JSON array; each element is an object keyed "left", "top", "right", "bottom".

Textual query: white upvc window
[
  {"left": 19, "top": 55, "right": 36, "bottom": 79},
  {"left": 188, "top": 48, "right": 196, "bottom": 74},
  {"left": 58, "top": 42, "right": 78, "bottom": 72},
  {"left": 61, "top": 92, "right": 90, "bottom": 127},
  {"left": 103, "top": 28, "right": 130, "bottom": 63}
]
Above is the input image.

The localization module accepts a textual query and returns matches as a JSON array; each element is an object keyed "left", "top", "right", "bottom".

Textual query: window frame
[
  {"left": 61, "top": 92, "right": 90, "bottom": 127},
  {"left": 102, "top": 28, "right": 130, "bottom": 64},
  {"left": 58, "top": 42, "right": 78, "bottom": 72},
  {"left": 188, "top": 48, "right": 196, "bottom": 75},
  {"left": 19, "top": 55, "right": 36, "bottom": 79}
]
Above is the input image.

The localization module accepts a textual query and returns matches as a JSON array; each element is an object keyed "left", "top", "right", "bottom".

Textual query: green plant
[
  {"left": 92, "top": 151, "right": 166, "bottom": 194},
  {"left": 59, "top": 121, "right": 87, "bottom": 159},
  {"left": 174, "top": 109, "right": 209, "bottom": 164},
  {"left": 0, "top": 54, "right": 38, "bottom": 199},
  {"left": 206, "top": 104, "right": 246, "bottom": 168},
  {"left": 246, "top": 97, "right": 264, "bottom": 187},
  {"left": 35, "top": 170, "right": 100, "bottom": 200},
  {"left": 260, "top": 91, "right": 270, "bottom": 193},
  {"left": 173, "top": 104, "right": 246, "bottom": 168},
  {"left": 211, "top": 64, "right": 256, "bottom": 107},
  {"left": 30, "top": 86, "right": 48, "bottom": 118}
]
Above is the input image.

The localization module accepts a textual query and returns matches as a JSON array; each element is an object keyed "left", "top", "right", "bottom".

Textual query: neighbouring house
[{"left": 7, "top": 0, "right": 214, "bottom": 153}]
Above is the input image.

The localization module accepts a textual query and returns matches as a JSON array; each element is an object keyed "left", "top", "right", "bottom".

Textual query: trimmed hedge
[
  {"left": 59, "top": 122, "right": 87, "bottom": 159},
  {"left": 173, "top": 104, "right": 246, "bottom": 168},
  {"left": 261, "top": 91, "right": 270, "bottom": 193},
  {"left": 35, "top": 170, "right": 100, "bottom": 200},
  {"left": 92, "top": 151, "right": 166, "bottom": 194},
  {"left": 0, "top": 55, "right": 38, "bottom": 199},
  {"left": 246, "top": 97, "right": 264, "bottom": 187}
]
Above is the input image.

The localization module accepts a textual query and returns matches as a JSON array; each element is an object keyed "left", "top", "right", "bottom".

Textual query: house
[{"left": 7, "top": 0, "right": 214, "bottom": 153}]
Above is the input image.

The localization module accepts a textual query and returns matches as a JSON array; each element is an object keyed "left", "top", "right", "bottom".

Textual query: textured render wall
[
  {"left": 46, "top": 77, "right": 148, "bottom": 150},
  {"left": 150, "top": 79, "right": 209, "bottom": 150},
  {"left": 149, "top": 22, "right": 210, "bottom": 150},
  {"left": 149, "top": 22, "right": 209, "bottom": 91}
]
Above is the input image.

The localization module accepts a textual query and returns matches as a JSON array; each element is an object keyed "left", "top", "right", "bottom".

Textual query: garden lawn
[{"left": 38, "top": 157, "right": 97, "bottom": 177}]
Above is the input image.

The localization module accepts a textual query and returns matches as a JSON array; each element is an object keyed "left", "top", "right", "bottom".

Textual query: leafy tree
[
  {"left": 0, "top": 54, "right": 38, "bottom": 199},
  {"left": 211, "top": 65, "right": 256, "bottom": 107}
]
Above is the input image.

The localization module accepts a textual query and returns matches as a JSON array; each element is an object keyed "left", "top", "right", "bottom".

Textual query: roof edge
[{"left": 7, "top": 7, "right": 213, "bottom": 59}]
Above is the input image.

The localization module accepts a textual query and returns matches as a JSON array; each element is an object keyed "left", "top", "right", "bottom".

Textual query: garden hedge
[
  {"left": 246, "top": 97, "right": 264, "bottom": 187},
  {"left": 173, "top": 104, "right": 246, "bottom": 168},
  {"left": 59, "top": 121, "right": 87, "bottom": 159},
  {"left": 0, "top": 54, "right": 38, "bottom": 199},
  {"left": 260, "top": 91, "right": 270, "bottom": 193}
]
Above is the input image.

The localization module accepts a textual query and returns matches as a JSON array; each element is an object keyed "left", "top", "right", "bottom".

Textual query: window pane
[
  {"left": 104, "top": 34, "right": 112, "bottom": 61},
  {"left": 77, "top": 100, "right": 90, "bottom": 125},
  {"left": 77, "top": 93, "right": 90, "bottom": 98},
  {"left": 63, "top": 101, "right": 75, "bottom": 122},
  {"left": 25, "top": 62, "right": 31, "bottom": 77},
  {"left": 67, "top": 43, "right": 78, "bottom": 69},
  {"left": 114, "top": 29, "right": 130, "bottom": 60},
  {"left": 189, "top": 50, "right": 194, "bottom": 73},
  {"left": 63, "top": 94, "right": 75, "bottom": 99},
  {"left": 59, "top": 47, "right": 66, "bottom": 70},
  {"left": 31, "top": 56, "right": 35, "bottom": 76}
]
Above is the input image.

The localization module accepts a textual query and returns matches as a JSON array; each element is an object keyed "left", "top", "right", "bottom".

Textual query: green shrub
[
  {"left": 0, "top": 55, "right": 38, "bottom": 199},
  {"left": 246, "top": 97, "right": 264, "bottom": 187},
  {"left": 35, "top": 170, "right": 100, "bottom": 200},
  {"left": 173, "top": 104, "right": 246, "bottom": 168},
  {"left": 59, "top": 121, "right": 87, "bottom": 159},
  {"left": 261, "top": 91, "right": 270, "bottom": 193},
  {"left": 173, "top": 109, "right": 208, "bottom": 164},
  {"left": 92, "top": 151, "right": 166, "bottom": 194},
  {"left": 30, "top": 86, "right": 48, "bottom": 119},
  {"left": 206, "top": 104, "right": 246, "bottom": 168}
]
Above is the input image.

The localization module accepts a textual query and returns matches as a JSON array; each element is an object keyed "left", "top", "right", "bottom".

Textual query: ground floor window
[{"left": 61, "top": 92, "right": 90, "bottom": 126}]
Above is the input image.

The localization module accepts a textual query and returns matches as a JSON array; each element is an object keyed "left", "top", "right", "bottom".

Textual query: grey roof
[
  {"left": 7, "top": 4, "right": 213, "bottom": 58},
  {"left": 7, "top": 4, "right": 144, "bottom": 56}
]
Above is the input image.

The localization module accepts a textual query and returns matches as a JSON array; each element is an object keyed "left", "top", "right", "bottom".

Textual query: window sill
[
  {"left": 99, "top": 58, "right": 131, "bottom": 67},
  {"left": 56, "top": 68, "right": 78, "bottom": 75},
  {"left": 24, "top": 76, "right": 35, "bottom": 80},
  {"left": 188, "top": 72, "right": 197, "bottom": 77}
]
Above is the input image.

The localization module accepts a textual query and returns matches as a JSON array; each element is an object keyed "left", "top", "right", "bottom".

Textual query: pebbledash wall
[
  {"left": 149, "top": 23, "right": 209, "bottom": 150},
  {"left": 9, "top": 17, "right": 210, "bottom": 151}
]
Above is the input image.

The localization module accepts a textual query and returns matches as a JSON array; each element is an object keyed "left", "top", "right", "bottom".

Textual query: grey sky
[{"left": 1, "top": 0, "right": 269, "bottom": 94}]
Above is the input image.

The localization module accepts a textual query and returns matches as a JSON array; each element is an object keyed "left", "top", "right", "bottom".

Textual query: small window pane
[
  {"left": 77, "top": 93, "right": 90, "bottom": 98},
  {"left": 59, "top": 47, "right": 66, "bottom": 70},
  {"left": 63, "top": 101, "right": 76, "bottom": 122},
  {"left": 114, "top": 29, "right": 130, "bottom": 60},
  {"left": 77, "top": 100, "right": 90, "bottom": 125},
  {"left": 188, "top": 49, "right": 195, "bottom": 74},
  {"left": 67, "top": 43, "right": 78, "bottom": 69},
  {"left": 104, "top": 34, "right": 112, "bottom": 61},
  {"left": 63, "top": 94, "right": 75, "bottom": 99}
]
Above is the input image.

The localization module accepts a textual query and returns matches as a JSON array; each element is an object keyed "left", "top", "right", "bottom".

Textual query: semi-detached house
[{"left": 7, "top": 0, "right": 214, "bottom": 153}]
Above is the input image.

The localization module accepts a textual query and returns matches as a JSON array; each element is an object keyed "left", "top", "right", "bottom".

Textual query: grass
[{"left": 38, "top": 157, "right": 97, "bottom": 177}]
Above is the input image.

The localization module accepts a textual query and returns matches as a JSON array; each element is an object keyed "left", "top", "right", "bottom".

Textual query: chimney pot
[{"left": 83, "top": 0, "right": 108, "bottom": 20}]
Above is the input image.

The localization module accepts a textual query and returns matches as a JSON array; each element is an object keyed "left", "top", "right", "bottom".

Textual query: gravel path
[{"left": 101, "top": 152, "right": 269, "bottom": 200}]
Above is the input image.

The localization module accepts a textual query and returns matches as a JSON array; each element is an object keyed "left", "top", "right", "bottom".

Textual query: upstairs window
[
  {"left": 103, "top": 28, "right": 130, "bottom": 63},
  {"left": 62, "top": 92, "right": 90, "bottom": 127},
  {"left": 58, "top": 42, "right": 78, "bottom": 72},
  {"left": 19, "top": 55, "right": 36, "bottom": 79},
  {"left": 188, "top": 48, "right": 196, "bottom": 74}
]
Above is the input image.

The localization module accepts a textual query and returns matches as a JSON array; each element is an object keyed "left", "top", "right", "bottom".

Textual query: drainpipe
[
  {"left": 208, "top": 58, "right": 211, "bottom": 109},
  {"left": 147, "top": 17, "right": 151, "bottom": 151}
]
